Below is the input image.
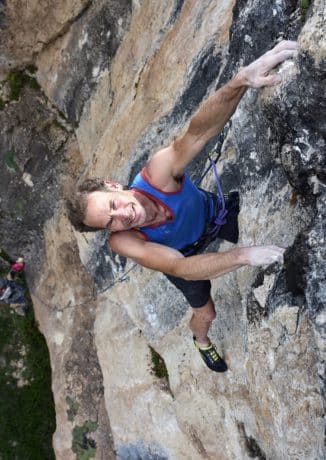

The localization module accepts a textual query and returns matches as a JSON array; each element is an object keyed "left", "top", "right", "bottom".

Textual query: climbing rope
[
  {"left": 195, "top": 125, "right": 227, "bottom": 186},
  {"left": 28, "top": 261, "right": 139, "bottom": 311},
  {"left": 97, "top": 262, "right": 138, "bottom": 294}
]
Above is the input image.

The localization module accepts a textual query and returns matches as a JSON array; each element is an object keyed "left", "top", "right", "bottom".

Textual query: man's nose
[{"left": 111, "top": 207, "right": 129, "bottom": 219}]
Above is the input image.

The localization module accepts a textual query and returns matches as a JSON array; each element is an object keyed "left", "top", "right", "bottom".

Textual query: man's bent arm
[{"left": 109, "top": 232, "right": 284, "bottom": 281}]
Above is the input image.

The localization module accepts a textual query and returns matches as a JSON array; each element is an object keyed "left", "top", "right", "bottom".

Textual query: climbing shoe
[{"left": 193, "top": 336, "right": 228, "bottom": 373}]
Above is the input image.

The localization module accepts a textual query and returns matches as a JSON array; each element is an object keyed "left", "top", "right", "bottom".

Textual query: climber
[
  {"left": 0, "top": 277, "right": 27, "bottom": 315},
  {"left": 68, "top": 40, "right": 297, "bottom": 373},
  {"left": 0, "top": 278, "right": 12, "bottom": 302},
  {"left": 8, "top": 257, "right": 25, "bottom": 281}
]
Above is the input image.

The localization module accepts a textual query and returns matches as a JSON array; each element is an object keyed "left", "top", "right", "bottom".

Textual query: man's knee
[{"left": 192, "top": 301, "right": 216, "bottom": 323}]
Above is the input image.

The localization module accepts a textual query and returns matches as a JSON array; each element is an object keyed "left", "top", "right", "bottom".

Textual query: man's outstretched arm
[{"left": 147, "top": 40, "right": 297, "bottom": 182}]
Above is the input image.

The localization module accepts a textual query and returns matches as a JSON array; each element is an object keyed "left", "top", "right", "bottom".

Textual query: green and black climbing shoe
[{"left": 193, "top": 337, "right": 227, "bottom": 372}]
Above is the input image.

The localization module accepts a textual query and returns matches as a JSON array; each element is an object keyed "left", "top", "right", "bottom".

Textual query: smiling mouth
[{"left": 126, "top": 204, "right": 136, "bottom": 226}]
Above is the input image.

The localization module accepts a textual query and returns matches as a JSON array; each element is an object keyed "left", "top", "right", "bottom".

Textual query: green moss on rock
[
  {"left": 4, "top": 151, "right": 19, "bottom": 172},
  {"left": 72, "top": 420, "right": 98, "bottom": 460},
  {"left": 300, "top": 0, "right": 310, "bottom": 20},
  {"left": 149, "top": 345, "right": 169, "bottom": 379},
  {"left": 7, "top": 69, "right": 40, "bottom": 101},
  {"left": 67, "top": 395, "right": 80, "bottom": 422}
]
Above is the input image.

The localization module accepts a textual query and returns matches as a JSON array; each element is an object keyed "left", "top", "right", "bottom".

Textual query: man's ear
[{"left": 104, "top": 180, "right": 123, "bottom": 192}]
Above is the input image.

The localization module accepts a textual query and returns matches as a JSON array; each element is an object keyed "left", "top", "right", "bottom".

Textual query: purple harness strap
[{"left": 209, "top": 157, "right": 227, "bottom": 233}]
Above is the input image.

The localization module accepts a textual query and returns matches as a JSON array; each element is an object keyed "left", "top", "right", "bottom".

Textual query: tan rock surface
[
  {"left": 1, "top": 0, "right": 325, "bottom": 459},
  {"left": 78, "top": 0, "right": 235, "bottom": 177},
  {"left": 0, "top": 0, "right": 89, "bottom": 72}
]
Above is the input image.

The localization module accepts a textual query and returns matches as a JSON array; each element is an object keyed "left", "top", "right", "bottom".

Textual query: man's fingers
[
  {"left": 251, "top": 74, "right": 281, "bottom": 88},
  {"left": 270, "top": 40, "right": 297, "bottom": 54},
  {"left": 243, "top": 41, "right": 297, "bottom": 88},
  {"left": 265, "top": 48, "right": 297, "bottom": 69},
  {"left": 269, "top": 246, "right": 286, "bottom": 262},
  {"left": 261, "top": 74, "right": 282, "bottom": 87},
  {"left": 263, "top": 245, "right": 285, "bottom": 263},
  {"left": 247, "top": 245, "right": 286, "bottom": 266}
]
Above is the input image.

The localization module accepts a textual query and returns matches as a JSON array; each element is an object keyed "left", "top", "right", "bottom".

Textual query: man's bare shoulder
[
  {"left": 145, "top": 145, "right": 183, "bottom": 192},
  {"left": 109, "top": 230, "right": 146, "bottom": 256},
  {"left": 109, "top": 229, "right": 184, "bottom": 274}
]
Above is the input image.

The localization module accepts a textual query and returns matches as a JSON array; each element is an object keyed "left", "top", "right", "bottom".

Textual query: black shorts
[
  {"left": 164, "top": 191, "right": 240, "bottom": 308},
  {"left": 165, "top": 274, "right": 211, "bottom": 308}
]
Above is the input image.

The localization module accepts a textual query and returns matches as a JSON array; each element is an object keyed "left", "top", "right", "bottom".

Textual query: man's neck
[{"left": 132, "top": 190, "right": 172, "bottom": 227}]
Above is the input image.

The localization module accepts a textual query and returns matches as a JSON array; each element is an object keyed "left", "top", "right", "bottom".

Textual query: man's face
[{"left": 83, "top": 189, "right": 147, "bottom": 231}]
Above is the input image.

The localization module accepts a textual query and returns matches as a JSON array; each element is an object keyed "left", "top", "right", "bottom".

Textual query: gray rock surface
[{"left": 0, "top": 0, "right": 325, "bottom": 459}]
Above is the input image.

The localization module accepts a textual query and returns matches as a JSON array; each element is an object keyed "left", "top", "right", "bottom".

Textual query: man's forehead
[
  {"left": 88, "top": 188, "right": 131, "bottom": 202},
  {"left": 86, "top": 190, "right": 109, "bottom": 210}
]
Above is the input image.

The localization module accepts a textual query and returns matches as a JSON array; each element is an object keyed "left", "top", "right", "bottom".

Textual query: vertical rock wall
[{"left": 0, "top": 0, "right": 325, "bottom": 459}]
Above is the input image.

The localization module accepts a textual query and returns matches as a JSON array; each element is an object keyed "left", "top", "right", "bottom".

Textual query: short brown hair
[{"left": 66, "top": 178, "right": 108, "bottom": 232}]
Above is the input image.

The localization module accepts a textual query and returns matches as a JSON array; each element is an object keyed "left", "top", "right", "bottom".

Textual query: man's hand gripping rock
[
  {"left": 244, "top": 245, "right": 285, "bottom": 266},
  {"left": 239, "top": 40, "right": 297, "bottom": 88}
]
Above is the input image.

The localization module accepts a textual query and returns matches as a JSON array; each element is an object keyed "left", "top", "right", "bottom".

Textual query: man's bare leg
[
  {"left": 189, "top": 296, "right": 216, "bottom": 346},
  {"left": 190, "top": 296, "right": 227, "bottom": 372}
]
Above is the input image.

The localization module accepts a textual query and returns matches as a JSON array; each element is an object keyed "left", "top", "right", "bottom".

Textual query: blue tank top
[{"left": 130, "top": 169, "right": 215, "bottom": 250}]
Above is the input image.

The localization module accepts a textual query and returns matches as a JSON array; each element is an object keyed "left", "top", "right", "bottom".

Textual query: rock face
[{"left": 0, "top": 1, "right": 325, "bottom": 459}]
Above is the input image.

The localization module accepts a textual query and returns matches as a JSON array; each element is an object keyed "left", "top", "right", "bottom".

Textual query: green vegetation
[
  {"left": 4, "top": 151, "right": 19, "bottom": 171},
  {"left": 149, "top": 345, "right": 169, "bottom": 379},
  {"left": 72, "top": 420, "right": 97, "bottom": 460},
  {"left": 6, "top": 69, "right": 40, "bottom": 101},
  {"left": 0, "top": 250, "right": 56, "bottom": 460},
  {"left": 15, "top": 200, "right": 25, "bottom": 214},
  {"left": 66, "top": 395, "right": 79, "bottom": 422},
  {"left": 300, "top": 0, "right": 310, "bottom": 10},
  {"left": 52, "top": 119, "right": 66, "bottom": 130},
  {"left": 0, "top": 248, "right": 11, "bottom": 263},
  {"left": 58, "top": 109, "right": 66, "bottom": 119},
  {"left": 299, "top": 0, "right": 310, "bottom": 20},
  {"left": 0, "top": 97, "right": 5, "bottom": 110},
  {"left": 25, "top": 65, "right": 37, "bottom": 74}
]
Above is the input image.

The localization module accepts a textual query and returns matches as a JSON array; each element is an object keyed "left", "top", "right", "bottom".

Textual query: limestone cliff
[{"left": 0, "top": 1, "right": 325, "bottom": 459}]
